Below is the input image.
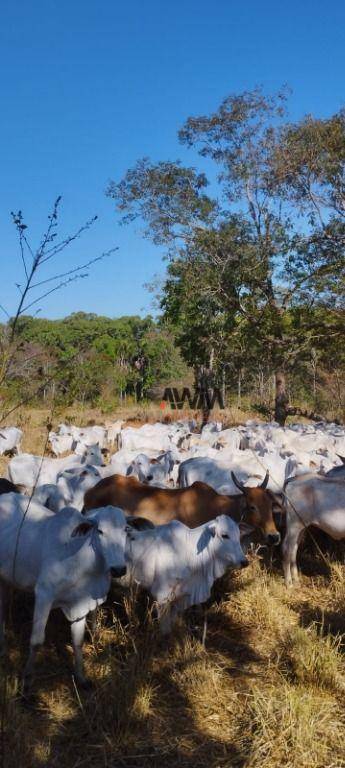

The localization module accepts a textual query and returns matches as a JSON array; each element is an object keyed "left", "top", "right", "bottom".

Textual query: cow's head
[
  {"left": 83, "top": 443, "right": 105, "bottom": 467},
  {"left": 231, "top": 471, "right": 283, "bottom": 545},
  {"left": 72, "top": 506, "right": 128, "bottom": 577},
  {"left": 198, "top": 515, "right": 248, "bottom": 572}
]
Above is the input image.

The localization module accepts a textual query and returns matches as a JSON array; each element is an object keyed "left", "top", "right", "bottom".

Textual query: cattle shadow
[
  {"left": 248, "top": 518, "right": 344, "bottom": 582},
  {"left": 2, "top": 581, "right": 261, "bottom": 768},
  {"left": 291, "top": 527, "right": 345, "bottom": 581},
  {"left": 4, "top": 590, "right": 82, "bottom": 687},
  {"left": 292, "top": 602, "right": 345, "bottom": 650}
]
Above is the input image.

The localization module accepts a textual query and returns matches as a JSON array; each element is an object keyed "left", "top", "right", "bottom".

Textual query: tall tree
[{"left": 107, "top": 89, "right": 345, "bottom": 424}]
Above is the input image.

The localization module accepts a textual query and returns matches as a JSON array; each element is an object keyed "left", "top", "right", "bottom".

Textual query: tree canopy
[{"left": 107, "top": 87, "right": 345, "bottom": 422}]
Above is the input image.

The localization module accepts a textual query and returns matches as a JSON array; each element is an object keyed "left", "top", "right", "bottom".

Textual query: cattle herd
[{"left": 0, "top": 417, "right": 344, "bottom": 693}]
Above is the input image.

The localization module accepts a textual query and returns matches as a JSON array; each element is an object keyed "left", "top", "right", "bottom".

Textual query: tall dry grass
[{"left": 0, "top": 407, "right": 344, "bottom": 767}]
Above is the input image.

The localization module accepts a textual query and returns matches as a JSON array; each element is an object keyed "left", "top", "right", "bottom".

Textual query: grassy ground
[{"left": 0, "top": 406, "right": 344, "bottom": 768}]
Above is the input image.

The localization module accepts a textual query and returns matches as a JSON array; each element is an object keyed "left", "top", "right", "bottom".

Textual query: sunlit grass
[{"left": 0, "top": 407, "right": 345, "bottom": 767}]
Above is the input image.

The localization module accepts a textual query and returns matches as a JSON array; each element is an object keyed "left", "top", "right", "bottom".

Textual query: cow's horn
[
  {"left": 260, "top": 470, "right": 269, "bottom": 489},
  {"left": 231, "top": 472, "right": 246, "bottom": 492}
]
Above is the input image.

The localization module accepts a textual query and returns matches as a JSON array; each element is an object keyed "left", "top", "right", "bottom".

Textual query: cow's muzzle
[
  {"left": 266, "top": 532, "right": 281, "bottom": 546},
  {"left": 110, "top": 566, "right": 127, "bottom": 578}
]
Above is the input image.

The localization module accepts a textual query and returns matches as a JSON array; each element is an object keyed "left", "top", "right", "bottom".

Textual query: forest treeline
[
  {"left": 0, "top": 307, "right": 344, "bottom": 419},
  {"left": 0, "top": 313, "right": 190, "bottom": 410}
]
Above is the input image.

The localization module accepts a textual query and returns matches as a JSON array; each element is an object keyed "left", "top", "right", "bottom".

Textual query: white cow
[
  {"left": 119, "top": 424, "right": 173, "bottom": 452},
  {"left": 0, "top": 494, "right": 128, "bottom": 690},
  {"left": 106, "top": 447, "right": 161, "bottom": 478},
  {"left": 123, "top": 514, "right": 247, "bottom": 633},
  {"left": 214, "top": 428, "right": 242, "bottom": 452},
  {"left": 178, "top": 453, "right": 294, "bottom": 493},
  {"left": 0, "top": 427, "right": 23, "bottom": 456},
  {"left": 48, "top": 432, "right": 74, "bottom": 456},
  {"left": 119, "top": 422, "right": 192, "bottom": 453},
  {"left": 72, "top": 426, "right": 107, "bottom": 453},
  {"left": 282, "top": 474, "right": 345, "bottom": 587},
  {"left": 57, "top": 424, "right": 107, "bottom": 452},
  {"left": 33, "top": 465, "right": 102, "bottom": 512},
  {"left": 178, "top": 456, "right": 238, "bottom": 492},
  {"left": 8, "top": 444, "right": 104, "bottom": 488},
  {"left": 105, "top": 420, "right": 124, "bottom": 447},
  {"left": 128, "top": 449, "right": 180, "bottom": 486}
]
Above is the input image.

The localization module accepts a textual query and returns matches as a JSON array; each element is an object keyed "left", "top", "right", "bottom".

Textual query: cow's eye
[
  {"left": 97, "top": 528, "right": 104, "bottom": 535},
  {"left": 222, "top": 533, "right": 230, "bottom": 539}
]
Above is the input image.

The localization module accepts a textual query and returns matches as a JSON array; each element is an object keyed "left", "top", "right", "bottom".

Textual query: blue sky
[{"left": 0, "top": 0, "right": 344, "bottom": 319}]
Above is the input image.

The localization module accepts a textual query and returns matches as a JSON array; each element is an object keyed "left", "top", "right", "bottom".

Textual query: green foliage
[
  {"left": 106, "top": 158, "right": 217, "bottom": 246},
  {"left": 1, "top": 313, "right": 190, "bottom": 407},
  {"left": 108, "top": 87, "right": 345, "bottom": 419}
]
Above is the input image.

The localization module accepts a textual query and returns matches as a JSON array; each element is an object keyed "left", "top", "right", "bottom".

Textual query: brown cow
[{"left": 84, "top": 471, "right": 282, "bottom": 544}]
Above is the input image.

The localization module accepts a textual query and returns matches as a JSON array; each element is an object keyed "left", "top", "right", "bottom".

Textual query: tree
[
  {"left": 107, "top": 88, "right": 345, "bottom": 424},
  {"left": 0, "top": 198, "right": 118, "bottom": 420}
]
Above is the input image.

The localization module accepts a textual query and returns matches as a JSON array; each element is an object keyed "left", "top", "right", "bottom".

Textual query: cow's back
[
  {"left": 0, "top": 493, "right": 53, "bottom": 588},
  {"left": 84, "top": 474, "right": 238, "bottom": 528},
  {"left": 285, "top": 474, "right": 345, "bottom": 538}
]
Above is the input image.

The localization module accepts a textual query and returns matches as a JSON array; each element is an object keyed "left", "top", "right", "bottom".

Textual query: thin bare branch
[
  {"left": 40, "top": 215, "right": 98, "bottom": 264},
  {"left": 21, "top": 274, "right": 88, "bottom": 314}
]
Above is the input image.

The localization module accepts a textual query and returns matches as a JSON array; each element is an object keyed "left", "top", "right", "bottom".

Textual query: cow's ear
[
  {"left": 126, "top": 516, "right": 155, "bottom": 531},
  {"left": 71, "top": 520, "right": 96, "bottom": 537},
  {"left": 208, "top": 523, "right": 217, "bottom": 538},
  {"left": 197, "top": 526, "right": 214, "bottom": 553},
  {"left": 238, "top": 522, "right": 255, "bottom": 537}
]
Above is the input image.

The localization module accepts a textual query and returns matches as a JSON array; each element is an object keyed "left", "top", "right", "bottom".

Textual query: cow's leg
[
  {"left": 0, "top": 583, "right": 8, "bottom": 653},
  {"left": 282, "top": 531, "right": 294, "bottom": 587},
  {"left": 88, "top": 608, "right": 98, "bottom": 634},
  {"left": 24, "top": 588, "right": 52, "bottom": 692},
  {"left": 158, "top": 604, "right": 172, "bottom": 635},
  {"left": 282, "top": 524, "right": 302, "bottom": 587},
  {"left": 290, "top": 527, "right": 305, "bottom": 584},
  {"left": 70, "top": 616, "right": 89, "bottom": 687}
]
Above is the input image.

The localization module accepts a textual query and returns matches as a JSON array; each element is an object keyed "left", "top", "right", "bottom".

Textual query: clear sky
[{"left": 0, "top": 0, "right": 344, "bottom": 320}]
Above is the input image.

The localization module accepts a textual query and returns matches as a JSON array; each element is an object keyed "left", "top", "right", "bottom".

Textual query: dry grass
[{"left": 0, "top": 406, "right": 345, "bottom": 767}]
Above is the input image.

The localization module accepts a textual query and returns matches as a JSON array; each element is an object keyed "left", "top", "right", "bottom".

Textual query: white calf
[
  {"left": 0, "top": 494, "right": 128, "bottom": 689},
  {"left": 124, "top": 515, "right": 247, "bottom": 633}
]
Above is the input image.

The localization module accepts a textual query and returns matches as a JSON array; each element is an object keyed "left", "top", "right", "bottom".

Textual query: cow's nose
[
  {"left": 240, "top": 558, "right": 249, "bottom": 568},
  {"left": 266, "top": 532, "right": 281, "bottom": 546},
  {"left": 111, "top": 566, "right": 127, "bottom": 578}
]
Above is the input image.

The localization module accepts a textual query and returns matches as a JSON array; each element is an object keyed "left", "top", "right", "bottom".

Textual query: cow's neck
[
  {"left": 188, "top": 533, "right": 226, "bottom": 603},
  {"left": 220, "top": 494, "right": 246, "bottom": 522}
]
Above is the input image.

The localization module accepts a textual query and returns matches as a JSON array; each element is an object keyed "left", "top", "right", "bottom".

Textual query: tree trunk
[
  {"left": 196, "top": 364, "right": 214, "bottom": 427},
  {"left": 274, "top": 370, "right": 289, "bottom": 426},
  {"left": 221, "top": 367, "right": 226, "bottom": 410},
  {"left": 237, "top": 369, "right": 242, "bottom": 409}
]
